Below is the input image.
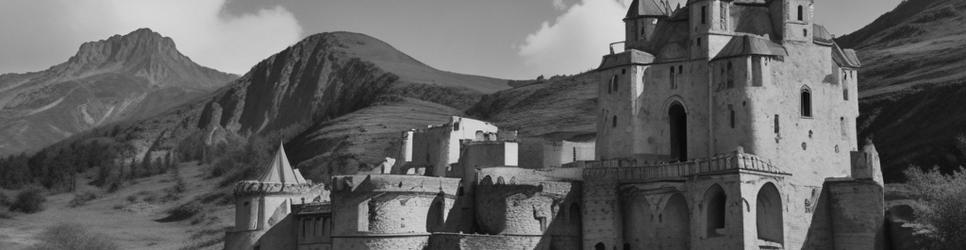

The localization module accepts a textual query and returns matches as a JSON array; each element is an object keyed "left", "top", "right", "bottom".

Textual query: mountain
[
  {"left": 40, "top": 31, "right": 509, "bottom": 182},
  {"left": 840, "top": 0, "right": 966, "bottom": 180},
  {"left": 0, "top": 28, "right": 236, "bottom": 156}
]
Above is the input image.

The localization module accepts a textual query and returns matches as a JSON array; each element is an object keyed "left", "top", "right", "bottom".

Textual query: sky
[{"left": 0, "top": 0, "right": 903, "bottom": 80}]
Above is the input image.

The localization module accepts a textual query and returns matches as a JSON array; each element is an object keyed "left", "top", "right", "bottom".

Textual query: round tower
[{"left": 224, "top": 144, "right": 317, "bottom": 250}]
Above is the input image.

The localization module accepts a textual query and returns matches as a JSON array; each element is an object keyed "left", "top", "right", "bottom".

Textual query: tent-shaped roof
[
  {"left": 257, "top": 143, "right": 307, "bottom": 184},
  {"left": 626, "top": 0, "right": 685, "bottom": 18}
]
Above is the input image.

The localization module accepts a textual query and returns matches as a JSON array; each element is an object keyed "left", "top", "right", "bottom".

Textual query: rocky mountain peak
[{"left": 44, "top": 28, "right": 234, "bottom": 90}]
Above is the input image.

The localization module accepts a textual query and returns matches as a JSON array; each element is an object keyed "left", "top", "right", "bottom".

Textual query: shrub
[
  {"left": 0, "top": 192, "right": 10, "bottom": 206},
  {"left": 156, "top": 201, "right": 203, "bottom": 222},
  {"left": 9, "top": 188, "right": 46, "bottom": 213},
  {"left": 904, "top": 166, "right": 966, "bottom": 249},
  {"left": 68, "top": 192, "right": 98, "bottom": 208},
  {"left": 27, "top": 223, "right": 119, "bottom": 250}
]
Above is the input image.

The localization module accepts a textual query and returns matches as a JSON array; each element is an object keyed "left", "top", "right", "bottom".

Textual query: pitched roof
[
  {"left": 832, "top": 44, "right": 862, "bottom": 68},
  {"left": 257, "top": 143, "right": 307, "bottom": 184},
  {"left": 713, "top": 35, "right": 787, "bottom": 61},
  {"left": 813, "top": 24, "right": 835, "bottom": 46}
]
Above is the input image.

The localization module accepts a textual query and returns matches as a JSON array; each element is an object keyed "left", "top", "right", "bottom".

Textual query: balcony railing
[{"left": 579, "top": 152, "right": 787, "bottom": 181}]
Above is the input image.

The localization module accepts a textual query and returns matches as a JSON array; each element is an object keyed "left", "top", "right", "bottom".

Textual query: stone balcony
[{"left": 577, "top": 152, "right": 789, "bottom": 181}]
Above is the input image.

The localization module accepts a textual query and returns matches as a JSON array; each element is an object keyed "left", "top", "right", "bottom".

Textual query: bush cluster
[
  {"left": 904, "top": 166, "right": 966, "bottom": 250},
  {"left": 9, "top": 188, "right": 46, "bottom": 213}
]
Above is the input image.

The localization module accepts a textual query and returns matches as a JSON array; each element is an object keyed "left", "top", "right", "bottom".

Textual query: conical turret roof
[{"left": 257, "top": 143, "right": 307, "bottom": 184}]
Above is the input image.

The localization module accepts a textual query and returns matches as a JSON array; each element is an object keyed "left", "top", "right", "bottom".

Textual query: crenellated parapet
[{"left": 234, "top": 180, "right": 316, "bottom": 196}]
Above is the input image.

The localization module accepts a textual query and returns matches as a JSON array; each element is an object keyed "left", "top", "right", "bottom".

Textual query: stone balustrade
[{"left": 580, "top": 152, "right": 787, "bottom": 180}]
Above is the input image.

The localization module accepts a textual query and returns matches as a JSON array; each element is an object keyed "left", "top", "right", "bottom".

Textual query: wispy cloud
[
  {"left": 0, "top": 0, "right": 302, "bottom": 75},
  {"left": 517, "top": 0, "right": 629, "bottom": 77}
]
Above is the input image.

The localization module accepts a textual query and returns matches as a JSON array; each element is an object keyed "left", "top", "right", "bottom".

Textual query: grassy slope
[
  {"left": 844, "top": 0, "right": 966, "bottom": 180},
  {"left": 0, "top": 162, "right": 231, "bottom": 250},
  {"left": 468, "top": 73, "right": 598, "bottom": 141}
]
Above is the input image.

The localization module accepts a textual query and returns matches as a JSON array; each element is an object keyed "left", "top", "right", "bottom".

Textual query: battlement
[
  {"left": 233, "top": 180, "right": 316, "bottom": 196},
  {"left": 581, "top": 151, "right": 788, "bottom": 181},
  {"left": 331, "top": 174, "right": 461, "bottom": 195}
]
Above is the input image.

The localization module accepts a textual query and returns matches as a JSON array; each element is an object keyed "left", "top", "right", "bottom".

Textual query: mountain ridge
[{"left": 0, "top": 28, "right": 236, "bottom": 156}]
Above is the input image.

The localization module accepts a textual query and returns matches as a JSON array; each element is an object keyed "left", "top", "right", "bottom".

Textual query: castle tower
[
  {"left": 624, "top": 0, "right": 686, "bottom": 50},
  {"left": 225, "top": 144, "right": 316, "bottom": 250},
  {"left": 586, "top": 0, "right": 871, "bottom": 249},
  {"left": 774, "top": 0, "right": 815, "bottom": 42}
]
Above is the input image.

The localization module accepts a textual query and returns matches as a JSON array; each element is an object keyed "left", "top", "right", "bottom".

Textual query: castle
[{"left": 224, "top": 0, "right": 885, "bottom": 249}]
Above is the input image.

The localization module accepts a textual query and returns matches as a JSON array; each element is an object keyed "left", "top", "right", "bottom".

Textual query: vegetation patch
[
  {"left": 156, "top": 201, "right": 203, "bottom": 223},
  {"left": 9, "top": 188, "right": 46, "bottom": 214},
  {"left": 900, "top": 166, "right": 966, "bottom": 249},
  {"left": 27, "top": 223, "right": 119, "bottom": 250}
]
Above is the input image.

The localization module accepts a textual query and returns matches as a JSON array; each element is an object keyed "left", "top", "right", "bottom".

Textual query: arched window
[
  {"left": 595, "top": 242, "right": 606, "bottom": 250},
  {"left": 427, "top": 194, "right": 446, "bottom": 232},
  {"left": 843, "top": 78, "right": 849, "bottom": 100},
  {"left": 497, "top": 176, "right": 505, "bottom": 185},
  {"left": 801, "top": 88, "right": 812, "bottom": 117},
  {"left": 797, "top": 5, "right": 804, "bottom": 21},
  {"left": 611, "top": 75, "right": 619, "bottom": 93},
  {"left": 612, "top": 116, "right": 618, "bottom": 128},
  {"left": 669, "top": 103, "right": 688, "bottom": 161},
  {"left": 704, "top": 184, "right": 726, "bottom": 236},
  {"left": 803, "top": 29, "right": 808, "bottom": 37},
  {"left": 757, "top": 183, "right": 784, "bottom": 243}
]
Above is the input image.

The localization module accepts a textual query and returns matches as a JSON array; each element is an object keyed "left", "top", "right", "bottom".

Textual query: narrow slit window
[
  {"left": 612, "top": 116, "right": 618, "bottom": 128},
  {"left": 797, "top": 5, "right": 804, "bottom": 21},
  {"left": 801, "top": 88, "right": 812, "bottom": 117},
  {"left": 670, "top": 66, "right": 676, "bottom": 89},
  {"left": 729, "top": 105, "right": 736, "bottom": 128},
  {"left": 774, "top": 115, "right": 780, "bottom": 134}
]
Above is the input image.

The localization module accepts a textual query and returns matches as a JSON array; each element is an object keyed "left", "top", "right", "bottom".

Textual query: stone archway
[
  {"left": 657, "top": 193, "right": 690, "bottom": 250},
  {"left": 756, "top": 183, "right": 783, "bottom": 243}
]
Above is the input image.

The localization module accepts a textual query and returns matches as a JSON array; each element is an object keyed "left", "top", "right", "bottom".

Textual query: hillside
[
  {"left": 31, "top": 31, "right": 509, "bottom": 184},
  {"left": 468, "top": 74, "right": 598, "bottom": 141},
  {"left": 0, "top": 28, "right": 236, "bottom": 156},
  {"left": 841, "top": 0, "right": 966, "bottom": 180},
  {"left": 838, "top": 0, "right": 966, "bottom": 97}
]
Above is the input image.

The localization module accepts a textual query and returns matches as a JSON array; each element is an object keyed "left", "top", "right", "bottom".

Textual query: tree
[
  {"left": 10, "top": 187, "right": 46, "bottom": 213},
  {"left": 904, "top": 166, "right": 966, "bottom": 249}
]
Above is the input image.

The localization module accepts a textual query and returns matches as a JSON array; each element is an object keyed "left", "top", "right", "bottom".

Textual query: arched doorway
[
  {"left": 658, "top": 194, "right": 691, "bottom": 250},
  {"left": 757, "top": 183, "right": 784, "bottom": 243},
  {"left": 669, "top": 103, "right": 687, "bottom": 161},
  {"left": 703, "top": 184, "right": 726, "bottom": 237},
  {"left": 622, "top": 196, "right": 652, "bottom": 249}
]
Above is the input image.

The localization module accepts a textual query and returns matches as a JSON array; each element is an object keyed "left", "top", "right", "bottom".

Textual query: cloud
[
  {"left": 517, "top": 0, "right": 629, "bottom": 77},
  {"left": 552, "top": 0, "right": 569, "bottom": 10},
  {"left": 0, "top": 0, "right": 302, "bottom": 75}
]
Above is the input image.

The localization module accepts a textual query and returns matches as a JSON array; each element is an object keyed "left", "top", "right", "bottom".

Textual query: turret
[
  {"left": 226, "top": 144, "right": 318, "bottom": 250},
  {"left": 624, "top": 0, "right": 686, "bottom": 50},
  {"left": 771, "top": 0, "right": 814, "bottom": 42}
]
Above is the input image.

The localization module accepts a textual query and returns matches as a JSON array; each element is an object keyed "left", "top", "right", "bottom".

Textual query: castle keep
[{"left": 225, "top": 0, "right": 885, "bottom": 249}]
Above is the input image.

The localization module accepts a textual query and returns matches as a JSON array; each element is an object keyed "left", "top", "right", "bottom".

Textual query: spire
[{"left": 256, "top": 143, "right": 306, "bottom": 184}]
